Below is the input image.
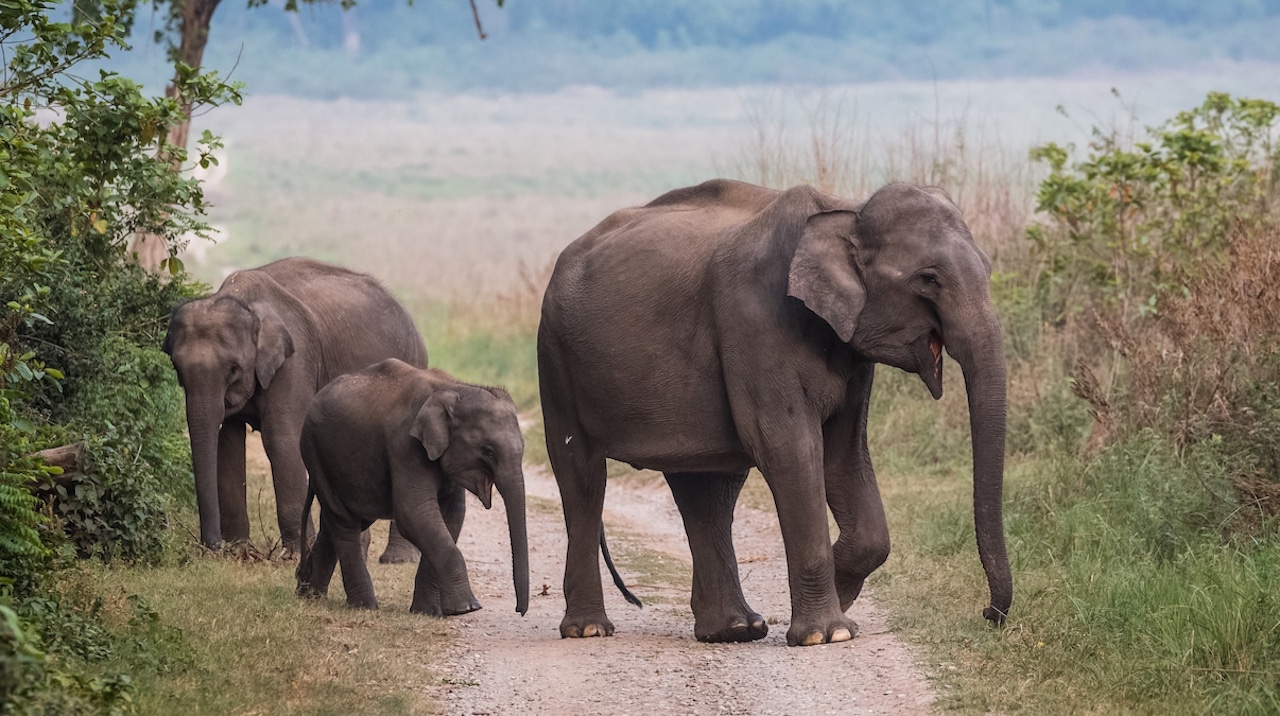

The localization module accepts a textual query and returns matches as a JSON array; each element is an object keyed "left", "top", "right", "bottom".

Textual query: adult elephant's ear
[
  {"left": 411, "top": 390, "right": 459, "bottom": 461},
  {"left": 251, "top": 301, "right": 295, "bottom": 389},
  {"left": 787, "top": 209, "right": 864, "bottom": 343}
]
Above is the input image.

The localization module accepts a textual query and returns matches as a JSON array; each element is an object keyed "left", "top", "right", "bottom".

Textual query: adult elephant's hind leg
[
  {"left": 666, "top": 471, "right": 767, "bottom": 643},
  {"left": 548, "top": 430, "right": 612, "bottom": 638}
]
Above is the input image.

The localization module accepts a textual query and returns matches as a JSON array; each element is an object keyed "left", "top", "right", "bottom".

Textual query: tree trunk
[{"left": 130, "top": 0, "right": 223, "bottom": 271}]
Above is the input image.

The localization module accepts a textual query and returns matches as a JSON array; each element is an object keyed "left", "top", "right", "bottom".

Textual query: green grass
[
  {"left": 414, "top": 299, "right": 541, "bottom": 410},
  {"left": 59, "top": 439, "right": 453, "bottom": 715},
  {"left": 866, "top": 375, "right": 1280, "bottom": 714}
]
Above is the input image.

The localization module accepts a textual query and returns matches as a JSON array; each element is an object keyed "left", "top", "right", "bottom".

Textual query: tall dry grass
[{"left": 721, "top": 89, "right": 1040, "bottom": 266}]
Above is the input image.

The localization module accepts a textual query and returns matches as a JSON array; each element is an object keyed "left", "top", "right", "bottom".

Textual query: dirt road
[{"left": 427, "top": 465, "right": 936, "bottom": 715}]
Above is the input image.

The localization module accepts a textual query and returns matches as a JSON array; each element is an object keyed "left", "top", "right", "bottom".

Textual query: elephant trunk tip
[{"left": 983, "top": 604, "right": 1008, "bottom": 626}]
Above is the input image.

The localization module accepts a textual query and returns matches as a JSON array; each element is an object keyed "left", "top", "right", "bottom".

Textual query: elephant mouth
[{"left": 917, "top": 331, "right": 944, "bottom": 400}]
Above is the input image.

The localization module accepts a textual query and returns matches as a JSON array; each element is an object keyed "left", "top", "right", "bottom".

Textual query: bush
[
  {"left": 1028, "top": 92, "right": 1280, "bottom": 325},
  {"left": 1026, "top": 92, "right": 1280, "bottom": 534},
  {"left": 0, "top": 2, "right": 236, "bottom": 712}
]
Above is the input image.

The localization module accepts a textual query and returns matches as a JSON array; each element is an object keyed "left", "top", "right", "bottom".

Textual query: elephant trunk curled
[
  {"left": 948, "top": 308, "right": 1013, "bottom": 623},
  {"left": 497, "top": 469, "right": 530, "bottom": 615}
]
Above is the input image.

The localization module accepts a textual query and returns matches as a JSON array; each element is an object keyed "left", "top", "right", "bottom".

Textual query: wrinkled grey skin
[
  {"left": 295, "top": 359, "right": 530, "bottom": 616},
  {"left": 163, "top": 258, "right": 426, "bottom": 561},
  {"left": 538, "top": 179, "right": 1011, "bottom": 647}
]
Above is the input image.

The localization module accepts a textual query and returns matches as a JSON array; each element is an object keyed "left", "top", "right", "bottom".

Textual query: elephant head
[
  {"left": 162, "top": 295, "right": 295, "bottom": 549},
  {"left": 411, "top": 385, "right": 531, "bottom": 615},
  {"left": 787, "top": 182, "right": 1012, "bottom": 623}
]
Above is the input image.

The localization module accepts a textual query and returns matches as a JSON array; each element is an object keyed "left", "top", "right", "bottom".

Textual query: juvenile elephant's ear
[
  {"left": 411, "top": 390, "right": 459, "bottom": 461},
  {"left": 251, "top": 302, "right": 295, "bottom": 390},
  {"left": 787, "top": 209, "right": 865, "bottom": 343}
]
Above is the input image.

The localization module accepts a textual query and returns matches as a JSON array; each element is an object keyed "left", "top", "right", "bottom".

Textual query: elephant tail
[
  {"left": 599, "top": 522, "right": 642, "bottom": 608},
  {"left": 295, "top": 484, "right": 316, "bottom": 595}
]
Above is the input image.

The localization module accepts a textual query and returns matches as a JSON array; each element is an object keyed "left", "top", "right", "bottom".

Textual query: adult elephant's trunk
[
  {"left": 185, "top": 396, "right": 224, "bottom": 550},
  {"left": 946, "top": 308, "right": 1013, "bottom": 623},
  {"left": 497, "top": 468, "right": 530, "bottom": 615}
]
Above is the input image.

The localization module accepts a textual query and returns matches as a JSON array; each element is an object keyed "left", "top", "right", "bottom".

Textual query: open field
[{"left": 186, "top": 66, "right": 1280, "bottom": 303}]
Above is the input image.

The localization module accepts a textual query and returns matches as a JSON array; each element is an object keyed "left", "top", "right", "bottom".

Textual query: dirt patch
[{"left": 429, "top": 466, "right": 936, "bottom": 715}]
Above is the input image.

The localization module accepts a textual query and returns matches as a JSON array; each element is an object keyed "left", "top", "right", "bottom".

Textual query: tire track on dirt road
[{"left": 429, "top": 465, "right": 936, "bottom": 715}]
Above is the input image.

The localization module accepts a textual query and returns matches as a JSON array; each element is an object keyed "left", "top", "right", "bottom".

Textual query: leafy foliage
[
  {"left": 0, "top": 1, "right": 236, "bottom": 712},
  {"left": 1026, "top": 93, "right": 1280, "bottom": 526},
  {"left": 1028, "top": 92, "right": 1280, "bottom": 323}
]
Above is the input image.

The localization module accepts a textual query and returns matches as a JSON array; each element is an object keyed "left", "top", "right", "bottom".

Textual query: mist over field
[{"left": 114, "top": 1, "right": 1280, "bottom": 96}]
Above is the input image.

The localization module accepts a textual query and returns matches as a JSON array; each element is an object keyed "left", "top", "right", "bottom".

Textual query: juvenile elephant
[
  {"left": 538, "top": 179, "right": 1011, "bottom": 646},
  {"left": 295, "top": 359, "right": 529, "bottom": 616},
  {"left": 162, "top": 257, "right": 425, "bottom": 560}
]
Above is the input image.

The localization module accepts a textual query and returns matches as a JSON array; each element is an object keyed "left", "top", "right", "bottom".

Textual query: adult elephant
[
  {"left": 163, "top": 257, "right": 427, "bottom": 559},
  {"left": 538, "top": 179, "right": 1011, "bottom": 647}
]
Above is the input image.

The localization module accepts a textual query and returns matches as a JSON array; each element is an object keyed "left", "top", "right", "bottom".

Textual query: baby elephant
[{"left": 295, "top": 359, "right": 529, "bottom": 616}]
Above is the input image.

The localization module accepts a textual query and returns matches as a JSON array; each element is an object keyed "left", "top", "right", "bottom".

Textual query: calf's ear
[{"left": 411, "top": 390, "right": 459, "bottom": 461}]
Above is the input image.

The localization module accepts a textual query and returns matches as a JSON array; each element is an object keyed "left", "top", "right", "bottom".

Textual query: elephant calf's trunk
[{"left": 499, "top": 471, "right": 530, "bottom": 615}]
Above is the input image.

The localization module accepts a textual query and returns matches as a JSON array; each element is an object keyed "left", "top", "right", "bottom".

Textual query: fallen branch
[{"left": 25, "top": 441, "right": 85, "bottom": 494}]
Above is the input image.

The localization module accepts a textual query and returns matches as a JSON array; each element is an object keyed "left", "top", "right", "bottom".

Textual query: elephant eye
[
  {"left": 920, "top": 272, "right": 940, "bottom": 286},
  {"left": 481, "top": 446, "right": 497, "bottom": 461}
]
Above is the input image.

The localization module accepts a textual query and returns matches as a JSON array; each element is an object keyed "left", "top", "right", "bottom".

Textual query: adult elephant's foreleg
[
  {"left": 824, "top": 365, "right": 890, "bottom": 611},
  {"left": 759, "top": 436, "right": 857, "bottom": 646},
  {"left": 665, "top": 471, "right": 767, "bottom": 643},
  {"left": 217, "top": 419, "right": 250, "bottom": 543},
  {"left": 262, "top": 423, "right": 310, "bottom": 556}
]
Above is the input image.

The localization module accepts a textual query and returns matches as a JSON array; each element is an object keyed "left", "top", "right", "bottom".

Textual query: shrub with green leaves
[
  {"left": 1028, "top": 92, "right": 1280, "bottom": 324},
  {"left": 0, "top": 2, "right": 238, "bottom": 712}
]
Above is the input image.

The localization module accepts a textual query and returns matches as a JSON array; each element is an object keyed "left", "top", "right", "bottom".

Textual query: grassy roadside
[
  {"left": 859, "top": 371, "right": 1280, "bottom": 714},
  {"left": 72, "top": 437, "right": 451, "bottom": 715}
]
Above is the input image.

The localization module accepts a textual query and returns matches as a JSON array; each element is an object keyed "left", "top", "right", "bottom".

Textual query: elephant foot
[
  {"left": 695, "top": 612, "right": 768, "bottom": 643},
  {"left": 443, "top": 598, "right": 483, "bottom": 616},
  {"left": 785, "top": 616, "right": 858, "bottom": 647},
  {"left": 560, "top": 613, "right": 615, "bottom": 639},
  {"left": 345, "top": 595, "right": 379, "bottom": 610},
  {"left": 378, "top": 544, "right": 421, "bottom": 564}
]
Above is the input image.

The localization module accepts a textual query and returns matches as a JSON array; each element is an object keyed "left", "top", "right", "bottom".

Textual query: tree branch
[{"left": 469, "top": 0, "right": 487, "bottom": 40}]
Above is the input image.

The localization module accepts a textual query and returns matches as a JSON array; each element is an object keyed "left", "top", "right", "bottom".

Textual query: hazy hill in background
[{"left": 113, "top": 0, "right": 1280, "bottom": 97}]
